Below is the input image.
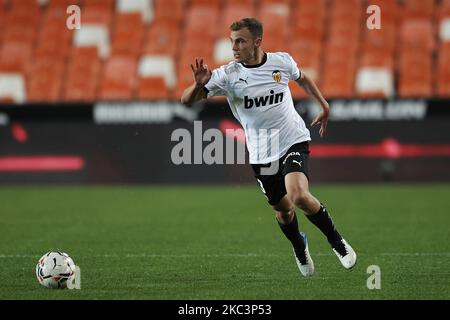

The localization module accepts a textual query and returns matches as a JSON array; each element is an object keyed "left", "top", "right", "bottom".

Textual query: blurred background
[{"left": 0, "top": 0, "right": 449, "bottom": 184}]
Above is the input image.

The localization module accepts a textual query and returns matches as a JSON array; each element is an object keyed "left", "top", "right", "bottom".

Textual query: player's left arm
[{"left": 295, "top": 72, "right": 330, "bottom": 138}]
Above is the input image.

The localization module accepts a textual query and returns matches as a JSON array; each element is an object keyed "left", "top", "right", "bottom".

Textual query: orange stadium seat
[
  {"left": 438, "top": 0, "right": 450, "bottom": 20},
  {"left": 0, "top": 41, "right": 33, "bottom": 73},
  {"left": 138, "top": 77, "right": 171, "bottom": 100},
  {"left": 184, "top": 6, "right": 218, "bottom": 40},
  {"left": 179, "top": 34, "right": 214, "bottom": 66},
  {"left": 190, "top": 0, "right": 221, "bottom": 10},
  {"left": 321, "top": 64, "right": 356, "bottom": 99},
  {"left": 36, "top": 13, "right": 73, "bottom": 60},
  {"left": 363, "top": 27, "right": 397, "bottom": 55},
  {"left": 436, "top": 43, "right": 450, "bottom": 97},
  {"left": 289, "top": 41, "right": 321, "bottom": 81},
  {"left": 81, "top": 6, "right": 114, "bottom": 26},
  {"left": 259, "top": 2, "right": 290, "bottom": 30},
  {"left": 82, "top": 0, "right": 115, "bottom": 26},
  {"left": 225, "top": 0, "right": 254, "bottom": 6},
  {"left": 293, "top": 0, "right": 327, "bottom": 18},
  {"left": 291, "top": 14, "right": 325, "bottom": 43},
  {"left": 402, "top": 0, "right": 436, "bottom": 21},
  {"left": 398, "top": 49, "right": 433, "bottom": 98},
  {"left": 153, "top": 0, "right": 185, "bottom": 24},
  {"left": 111, "top": 13, "right": 145, "bottom": 58},
  {"left": 360, "top": 48, "right": 394, "bottom": 70},
  {"left": 218, "top": 5, "right": 256, "bottom": 37},
  {"left": 3, "top": 3, "right": 41, "bottom": 46},
  {"left": 0, "top": 3, "right": 4, "bottom": 44},
  {"left": 144, "top": 20, "right": 180, "bottom": 58},
  {"left": 47, "top": 0, "right": 80, "bottom": 8},
  {"left": 28, "top": 71, "right": 64, "bottom": 103},
  {"left": 261, "top": 0, "right": 291, "bottom": 6},
  {"left": 259, "top": 3, "right": 289, "bottom": 51},
  {"left": 289, "top": 40, "right": 321, "bottom": 62},
  {"left": 400, "top": 19, "right": 435, "bottom": 52},
  {"left": 27, "top": 55, "right": 65, "bottom": 102},
  {"left": 83, "top": 0, "right": 115, "bottom": 10},
  {"left": 0, "top": 0, "right": 446, "bottom": 103},
  {"left": 63, "top": 47, "right": 101, "bottom": 102},
  {"left": 99, "top": 56, "right": 138, "bottom": 101}
]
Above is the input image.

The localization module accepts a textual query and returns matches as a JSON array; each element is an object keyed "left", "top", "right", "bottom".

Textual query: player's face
[{"left": 230, "top": 28, "right": 261, "bottom": 64}]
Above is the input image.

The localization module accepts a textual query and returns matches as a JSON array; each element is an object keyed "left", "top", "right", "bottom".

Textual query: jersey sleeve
[
  {"left": 286, "top": 53, "right": 302, "bottom": 81},
  {"left": 204, "top": 66, "right": 228, "bottom": 97}
]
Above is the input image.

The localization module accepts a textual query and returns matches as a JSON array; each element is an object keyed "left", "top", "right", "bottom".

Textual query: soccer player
[{"left": 181, "top": 18, "right": 356, "bottom": 277}]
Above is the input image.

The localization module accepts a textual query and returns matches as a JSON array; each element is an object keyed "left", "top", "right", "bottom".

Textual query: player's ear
[{"left": 254, "top": 37, "right": 262, "bottom": 48}]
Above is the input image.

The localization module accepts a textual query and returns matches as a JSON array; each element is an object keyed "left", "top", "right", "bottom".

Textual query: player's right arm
[{"left": 180, "top": 58, "right": 211, "bottom": 105}]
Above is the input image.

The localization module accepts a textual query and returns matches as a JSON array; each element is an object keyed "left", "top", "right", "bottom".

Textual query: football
[{"left": 36, "top": 251, "right": 76, "bottom": 289}]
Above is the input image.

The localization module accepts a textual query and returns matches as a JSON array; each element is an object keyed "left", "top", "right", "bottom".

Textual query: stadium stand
[{"left": 0, "top": 0, "right": 447, "bottom": 103}]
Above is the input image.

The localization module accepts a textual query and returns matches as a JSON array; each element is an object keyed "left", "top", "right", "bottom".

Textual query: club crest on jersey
[{"left": 272, "top": 70, "right": 282, "bottom": 83}]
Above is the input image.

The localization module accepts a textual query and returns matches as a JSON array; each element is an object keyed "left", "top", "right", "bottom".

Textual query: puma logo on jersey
[
  {"left": 244, "top": 90, "right": 284, "bottom": 109},
  {"left": 238, "top": 77, "right": 248, "bottom": 84}
]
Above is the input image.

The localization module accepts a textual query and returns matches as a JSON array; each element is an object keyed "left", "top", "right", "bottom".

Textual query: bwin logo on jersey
[{"left": 244, "top": 90, "right": 284, "bottom": 109}]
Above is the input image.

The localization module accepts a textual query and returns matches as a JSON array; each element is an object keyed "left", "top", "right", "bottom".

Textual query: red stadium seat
[
  {"left": 0, "top": 41, "right": 33, "bottom": 73},
  {"left": 28, "top": 71, "right": 63, "bottom": 103},
  {"left": 0, "top": 0, "right": 445, "bottom": 102},
  {"left": 144, "top": 20, "right": 181, "bottom": 58},
  {"left": 225, "top": 0, "right": 254, "bottom": 7},
  {"left": 398, "top": 54, "right": 433, "bottom": 98},
  {"left": 190, "top": 0, "right": 221, "bottom": 10},
  {"left": 218, "top": 5, "right": 256, "bottom": 37},
  {"left": 153, "top": 0, "right": 185, "bottom": 24},
  {"left": 63, "top": 47, "right": 101, "bottom": 102},
  {"left": 321, "top": 64, "right": 356, "bottom": 99},
  {"left": 138, "top": 77, "right": 172, "bottom": 100},
  {"left": 27, "top": 55, "right": 66, "bottom": 103},
  {"left": 402, "top": 0, "right": 436, "bottom": 21},
  {"left": 47, "top": 0, "right": 80, "bottom": 8},
  {"left": 99, "top": 56, "right": 138, "bottom": 101},
  {"left": 0, "top": 3, "right": 4, "bottom": 44},
  {"left": 436, "top": 43, "right": 450, "bottom": 97},
  {"left": 400, "top": 19, "right": 435, "bottom": 52},
  {"left": 83, "top": 0, "right": 115, "bottom": 10},
  {"left": 111, "top": 13, "right": 145, "bottom": 58}
]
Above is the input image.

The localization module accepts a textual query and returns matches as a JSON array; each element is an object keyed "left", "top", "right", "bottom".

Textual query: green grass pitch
[{"left": 0, "top": 184, "right": 449, "bottom": 299}]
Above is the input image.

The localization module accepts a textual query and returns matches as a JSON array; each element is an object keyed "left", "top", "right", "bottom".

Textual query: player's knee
[
  {"left": 275, "top": 209, "right": 294, "bottom": 224},
  {"left": 290, "top": 190, "right": 310, "bottom": 209}
]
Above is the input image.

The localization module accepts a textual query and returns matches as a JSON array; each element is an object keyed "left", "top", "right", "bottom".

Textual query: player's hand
[
  {"left": 190, "top": 58, "right": 212, "bottom": 88},
  {"left": 310, "top": 104, "right": 330, "bottom": 138}
]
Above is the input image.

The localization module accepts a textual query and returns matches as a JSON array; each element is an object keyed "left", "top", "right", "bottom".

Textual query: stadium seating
[
  {"left": 0, "top": 0, "right": 447, "bottom": 103},
  {"left": 437, "top": 0, "right": 450, "bottom": 97}
]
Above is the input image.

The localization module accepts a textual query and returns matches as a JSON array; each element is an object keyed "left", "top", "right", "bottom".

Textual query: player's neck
[{"left": 242, "top": 49, "right": 265, "bottom": 67}]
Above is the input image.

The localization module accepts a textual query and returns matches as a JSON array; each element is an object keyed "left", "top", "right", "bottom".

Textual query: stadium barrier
[{"left": 0, "top": 99, "right": 449, "bottom": 184}]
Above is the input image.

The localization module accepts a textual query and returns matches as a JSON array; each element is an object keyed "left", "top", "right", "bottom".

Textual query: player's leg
[
  {"left": 271, "top": 195, "right": 314, "bottom": 277},
  {"left": 252, "top": 163, "right": 314, "bottom": 277},
  {"left": 284, "top": 172, "right": 357, "bottom": 269}
]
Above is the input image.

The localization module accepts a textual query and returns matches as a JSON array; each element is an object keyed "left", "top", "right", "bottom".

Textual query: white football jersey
[{"left": 205, "top": 52, "right": 311, "bottom": 164}]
